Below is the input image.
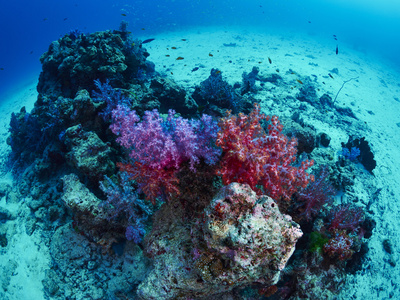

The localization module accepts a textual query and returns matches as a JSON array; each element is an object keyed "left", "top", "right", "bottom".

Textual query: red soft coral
[
  {"left": 216, "top": 104, "right": 314, "bottom": 201},
  {"left": 118, "top": 162, "right": 179, "bottom": 205},
  {"left": 295, "top": 165, "right": 336, "bottom": 221},
  {"left": 329, "top": 204, "right": 365, "bottom": 232}
]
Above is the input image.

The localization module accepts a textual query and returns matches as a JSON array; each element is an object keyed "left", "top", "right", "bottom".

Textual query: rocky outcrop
[{"left": 138, "top": 182, "right": 302, "bottom": 299}]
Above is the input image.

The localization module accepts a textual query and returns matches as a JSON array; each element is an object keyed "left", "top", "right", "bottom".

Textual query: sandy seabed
[{"left": 0, "top": 26, "right": 399, "bottom": 299}]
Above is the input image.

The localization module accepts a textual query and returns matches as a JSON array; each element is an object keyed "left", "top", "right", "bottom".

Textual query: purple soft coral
[
  {"left": 110, "top": 105, "right": 221, "bottom": 202},
  {"left": 99, "top": 173, "right": 152, "bottom": 243},
  {"left": 110, "top": 105, "right": 221, "bottom": 171}
]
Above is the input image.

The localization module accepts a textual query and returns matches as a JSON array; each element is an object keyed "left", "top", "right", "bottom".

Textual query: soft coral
[
  {"left": 329, "top": 204, "right": 365, "bottom": 232},
  {"left": 216, "top": 103, "right": 314, "bottom": 201},
  {"left": 110, "top": 105, "right": 220, "bottom": 204},
  {"left": 295, "top": 165, "right": 336, "bottom": 221}
]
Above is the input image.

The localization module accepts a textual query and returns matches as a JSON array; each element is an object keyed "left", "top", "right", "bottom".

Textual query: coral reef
[
  {"left": 61, "top": 173, "right": 116, "bottom": 244},
  {"left": 5, "top": 25, "right": 376, "bottom": 300},
  {"left": 192, "top": 68, "right": 253, "bottom": 116},
  {"left": 37, "top": 29, "right": 151, "bottom": 98},
  {"left": 46, "top": 223, "right": 149, "bottom": 299}
]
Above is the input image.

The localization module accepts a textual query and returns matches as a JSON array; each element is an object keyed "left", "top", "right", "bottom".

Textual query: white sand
[
  {"left": 0, "top": 79, "right": 50, "bottom": 300},
  {"left": 1, "top": 26, "right": 399, "bottom": 299}
]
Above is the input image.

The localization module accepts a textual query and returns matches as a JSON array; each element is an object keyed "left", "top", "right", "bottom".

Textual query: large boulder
[{"left": 138, "top": 182, "right": 303, "bottom": 299}]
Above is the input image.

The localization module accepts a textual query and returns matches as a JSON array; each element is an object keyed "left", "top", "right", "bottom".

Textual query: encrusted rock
[
  {"left": 137, "top": 182, "right": 302, "bottom": 299},
  {"left": 61, "top": 173, "right": 106, "bottom": 225},
  {"left": 64, "top": 125, "right": 115, "bottom": 180},
  {"left": 61, "top": 174, "right": 127, "bottom": 245}
]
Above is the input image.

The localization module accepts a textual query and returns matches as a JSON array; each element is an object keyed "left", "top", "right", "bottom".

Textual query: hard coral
[
  {"left": 216, "top": 103, "right": 314, "bottom": 201},
  {"left": 64, "top": 124, "right": 115, "bottom": 181},
  {"left": 38, "top": 28, "right": 150, "bottom": 98}
]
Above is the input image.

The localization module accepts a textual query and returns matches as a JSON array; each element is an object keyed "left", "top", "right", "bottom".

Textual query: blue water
[{"left": 0, "top": 0, "right": 400, "bottom": 96}]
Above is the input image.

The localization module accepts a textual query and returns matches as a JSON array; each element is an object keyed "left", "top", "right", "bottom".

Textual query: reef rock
[
  {"left": 64, "top": 124, "right": 115, "bottom": 180},
  {"left": 38, "top": 29, "right": 151, "bottom": 98},
  {"left": 61, "top": 173, "right": 126, "bottom": 246},
  {"left": 138, "top": 182, "right": 302, "bottom": 299},
  {"left": 61, "top": 173, "right": 106, "bottom": 227}
]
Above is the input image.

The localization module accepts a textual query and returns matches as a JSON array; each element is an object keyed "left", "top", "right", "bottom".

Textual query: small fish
[
  {"left": 268, "top": 57, "right": 272, "bottom": 64},
  {"left": 176, "top": 56, "right": 184, "bottom": 60},
  {"left": 191, "top": 67, "right": 199, "bottom": 72},
  {"left": 308, "top": 21, "right": 311, "bottom": 23},
  {"left": 142, "top": 38, "right": 155, "bottom": 44},
  {"left": 296, "top": 79, "right": 303, "bottom": 84},
  {"left": 258, "top": 61, "right": 262, "bottom": 64},
  {"left": 121, "top": 13, "right": 127, "bottom": 16},
  {"left": 63, "top": 18, "right": 68, "bottom": 21},
  {"left": 30, "top": 51, "right": 33, "bottom": 54},
  {"left": 0, "top": 67, "right": 4, "bottom": 70},
  {"left": 328, "top": 73, "right": 334, "bottom": 79},
  {"left": 171, "top": 46, "right": 177, "bottom": 49},
  {"left": 165, "top": 54, "right": 170, "bottom": 57},
  {"left": 42, "top": 18, "right": 48, "bottom": 21},
  {"left": 171, "top": 72, "right": 174, "bottom": 75},
  {"left": 131, "top": 42, "right": 135, "bottom": 46},
  {"left": 209, "top": 53, "right": 213, "bottom": 57},
  {"left": 336, "top": 45, "right": 338, "bottom": 55},
  {"left": 141, "top": 28, "right": 145, "bottom": 30},
  {"left": 215, "top": 70, "right": 221, "bottom": 75},
  {"left": 276, "top": 69, "right": 279, "bottom": 73},
  {"left": 181, "top": 39, "right": 187, "bottom": 41}
]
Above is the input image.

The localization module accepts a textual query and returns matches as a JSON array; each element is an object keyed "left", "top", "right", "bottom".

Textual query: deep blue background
[{"left": 0, "top": 0, "right": 399, "bottom": 96}]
